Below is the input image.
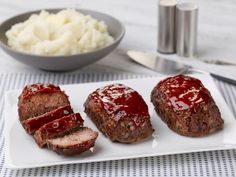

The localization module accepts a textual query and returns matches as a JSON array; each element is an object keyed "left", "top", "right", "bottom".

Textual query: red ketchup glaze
[
  {"left": 22, "top": 83, "right": 61, "bottom": 98},
  {"left": 23, "top": 105, "right": 73, "bottom": 134},
  {"left": 41, "top": 113, "right": 84, "bottom": 137},
  {"left": 89, "top": 84, "right": 149, "bottom": 127},
  {"left": 157, "top": 75, "right": 210, "bottom": 111}
]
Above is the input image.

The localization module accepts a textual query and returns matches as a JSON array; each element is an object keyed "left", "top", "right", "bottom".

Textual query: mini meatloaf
[
  {"left": 151, "top": 75, "right": 224, "bottom": 137},
  {"left": 18, "top": 83, "right": 70, "bottom": 122},
  {"left": 84, "top": 83, "right": 154, "bottom": 143}
]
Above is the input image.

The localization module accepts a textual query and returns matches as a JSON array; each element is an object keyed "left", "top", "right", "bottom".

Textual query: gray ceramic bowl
[{"left": 0, "top": 9, "right": 125, "bottom": 71}]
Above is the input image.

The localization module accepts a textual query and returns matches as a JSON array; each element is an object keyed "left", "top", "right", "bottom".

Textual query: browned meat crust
[
  {"left": 18, "top": 83, "right": 99, "bottom": 156},
  {"left": 151, "top": 75, "right": 224, "bottom": 137},
  {"left": 34, "top": 113, "right": 84, "bottom": 147},
  {"left": 22, "top": 105, "right": 73, "bottom": 134},
  {"left": 84, "top": 83, "right": 154, "bottom": 143}
]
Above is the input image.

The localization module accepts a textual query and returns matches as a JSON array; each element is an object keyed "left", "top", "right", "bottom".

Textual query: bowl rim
[{"left": 0, "top": 8, "right": 126, "bottom": 59}]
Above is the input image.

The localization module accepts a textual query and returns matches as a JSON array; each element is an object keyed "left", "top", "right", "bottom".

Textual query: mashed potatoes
[{"left": 6, "top": 9, "right": 114, "bottom": 56}]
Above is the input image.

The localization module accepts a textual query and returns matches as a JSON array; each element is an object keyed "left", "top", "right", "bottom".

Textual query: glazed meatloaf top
[
  {"left": 22, "top": 105, "right": 73, "bottom": 134},
  {"left": 34, "top": 113, "right": 84, "bottom": 147},
  {"left": 155, "top": 75, "right": 211, "bottom": 111},
  {"left": 20, "top": 83, "right": 62, "bottom": 99},
  {"left": 151, "top": 74, "right": 224, "bottom": 137},
  {"left": 18, "top": 83, "right": 70, "bottom": 121},
  {"left": 87, "top": 83, "right": 150, "bottom": 127}
]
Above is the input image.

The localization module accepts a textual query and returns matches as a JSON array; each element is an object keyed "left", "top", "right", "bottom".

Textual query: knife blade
[{"left": 127, "top": 50, "right": 236, "bottom": 85}]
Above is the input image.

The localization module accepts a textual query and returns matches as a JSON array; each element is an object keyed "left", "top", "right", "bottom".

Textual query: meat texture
[
  {"left": 47, "top": 127, "right": 98, "bottom": 156},
  {"left": 84, "top": 83, "right": 154, "bottom": 143},
  {"left": 22, "top": 105, "right": 73, "bottom": 134},
  {"left": 151, "top": 74, "right": 224, "bottom": 137},
  {"left": 34, "top": 113, "right": 84, "bottom": 147},
  {"left": 18, "top": 83, "right": 99, "bottom": 156},
  {"left": 18, "top": 83, "right": 70, "bottom": 122}
]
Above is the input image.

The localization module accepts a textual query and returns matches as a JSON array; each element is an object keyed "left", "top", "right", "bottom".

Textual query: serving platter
[{"left": 4, "top": 74, "right": 236, "bottom": 169}]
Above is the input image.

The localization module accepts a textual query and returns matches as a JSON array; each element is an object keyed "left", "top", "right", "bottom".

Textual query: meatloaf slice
[
  {"left": 47, "top": 127, "right": 98, "bottom": 156},
  {"left": 34, "top": 113, "right": 84, "bottom": 147},
  {"left": 151, "top": 74, "right": 224, "bottom": 137},
  {"left": 84, "top": 83, "right": 154, "bottom": 143},
  {"left": 18, "top": 83, "right": 70, "bottom": 122},
  {"left": 22, "top": 105, "right": 73, "bottom": 134}
]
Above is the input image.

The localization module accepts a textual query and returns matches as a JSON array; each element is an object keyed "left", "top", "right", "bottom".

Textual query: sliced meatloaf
[
  {"left": 84, "top": 83, "right": 154, "bottom": 143},
  {"left": 151, "top": 74, "right": 224, "bottom": 137},
  {"left": 18, "top": 83, "right": 70, "bottom": 122},
  {"left": 34, "top": 113, "right": 84, "bottom": 147},
  {"left": 47, "top": 127, "right": 98, "bottom": 156},
  {"left": 22, "top": 105, "right": 73, "bottom": 134}
]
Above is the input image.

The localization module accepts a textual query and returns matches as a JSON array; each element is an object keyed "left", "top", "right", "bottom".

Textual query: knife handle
[
  {"left": 188, "top": 67, "right": 236, "bottom": 85},
  {"left": 210, "top": 73, "right": 236, "bottom": 86}
]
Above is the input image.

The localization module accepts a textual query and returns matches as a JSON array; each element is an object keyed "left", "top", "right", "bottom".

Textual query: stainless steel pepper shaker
[
  {"left": 176, "top": 2, "right": 198, "bottom": 57},
  {"left": 157, "top": 0, "right": 177, "bottom": 54}
]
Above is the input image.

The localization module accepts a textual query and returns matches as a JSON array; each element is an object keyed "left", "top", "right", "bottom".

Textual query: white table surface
[
  {"left": 0, "top": 1, "right": 236, "bottom": 176},
  {"left": 0, "top": 0, "right": 236, "bottom": 77}
]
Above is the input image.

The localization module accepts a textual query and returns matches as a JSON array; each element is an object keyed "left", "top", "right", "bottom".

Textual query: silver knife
[{"left": 127, "top": 50, "right": 236, "bottom": 85}]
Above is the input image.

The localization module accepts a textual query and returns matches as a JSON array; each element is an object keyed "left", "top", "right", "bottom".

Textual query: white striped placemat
[{"left": 0, "top": 72, "right": 235, "bottom": 177}]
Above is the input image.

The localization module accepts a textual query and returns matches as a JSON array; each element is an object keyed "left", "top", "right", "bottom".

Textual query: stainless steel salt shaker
[
  {"left": 176, "top": 2, "right": 198, "bottom": 57},
  {"left": 157, "top": 0, "right": 177, "bottom": 54}
]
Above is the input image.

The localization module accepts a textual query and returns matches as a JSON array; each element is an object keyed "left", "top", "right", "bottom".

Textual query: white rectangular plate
[{"left": 4, "top": 74, "right": 236, "bottom": 169}]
